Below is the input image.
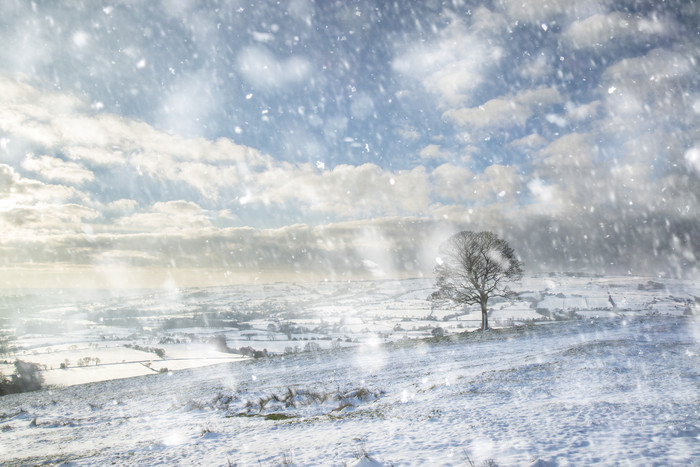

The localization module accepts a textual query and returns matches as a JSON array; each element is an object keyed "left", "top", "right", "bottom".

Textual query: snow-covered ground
[{"left": 1, "top": 275, "right": 699, "bottom": 465}]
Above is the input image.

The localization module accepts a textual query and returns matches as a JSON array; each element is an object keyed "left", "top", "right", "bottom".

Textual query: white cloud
[
  {"left": 526, "top": 131, "right": 678, "bottom": 218},
  {"left": 518, "top": 53, "right": 553, "bottom": 83},
  {"left": 236, "top": 45, "right": 312, "bottom": 91},
  {"left": 431, "top": 163, "right": 474, "bottom": 201},
  {"left": 469, "top": 6, "right": 510, "bottom": 34},
  {"left": 0, "top": 74, "right": 442, "bottom": 222},
  {"left": 0, "top": 77, "right": 83, "bottom": 148},
  {"left": 252, "top": 163, "right": 432, "bottom": 218},
  {"left": 564, "top": 12, "right": 675, "bottom": 49},
  {"left": 106, "top": 199, "right": 138, "bottom": 215},
  {"left": 565, "top": 100, "right": 602, "bottom": 122},
  {"left": 152, "top": 200, "right": 205, "bottom": 215},
  {"left": 603, "top": 46, "right": 697, "bottom": 86},
  {"left": 64, "top": 145, "right": 126, "bottom": 166},
  {"left": 537, "top": 132, "right": 598, "bottom": 173},
  {"left": 526, "top": 178, "right": 568, "bottom": 215},
  {"left": 129, "top": 154, "right": 249, "bottom": 201},
  {"left": 431, "top": 163, "right": 524, "bottom": 206},
  {"left": 0, "top": 74, "right": 277, "bottom": 202},
  {"left": 396, "top": 127, "right": 421, "bottom": 141},
  {"left": 21, "top": 153, "right": 95, "bottom": 185},
  {"left": 116, "top": 200, "right": 213, "bottom": 234},
  {"left": 599, "top": 46, "right": 699, "bottom": 136},
  {"left": 392, "top": 13, "right": 504, "bottom": 107},
  {"left": 444, "top": 87, "right": 561, "bottom": 130},
  {"left": 0, "top": 164, "right": 83, "bottom": 206},
  {"left": 419, "top": 144, "right": 452, "bottom": 161},
  {"left": 0, "top": 165, "right": 97, "bottom": 241},
  {"left": 445, "top": 98, "right": 529, "bottom": 129},
  {"left": 155, "top": 68, "right": 220, "bottom": 137},
  {"left": 510, "top": 133, "right": 548, "bottom": 150},
  {"left": 497, "top": 0, "right": 605, "bottom": 24},
  {"left": 532, "top": 133, "right": 599, "bottom": 199},
  {"left": 467, "top": 164, "right": 522, "bottom": 203},
  {"left": 545, "top": 113, "right": 568, "bottom": 128}
]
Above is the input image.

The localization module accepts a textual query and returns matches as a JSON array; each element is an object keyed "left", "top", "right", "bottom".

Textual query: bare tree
[{"left": 430, "top": 231, "right": 523, "bottom": 331}]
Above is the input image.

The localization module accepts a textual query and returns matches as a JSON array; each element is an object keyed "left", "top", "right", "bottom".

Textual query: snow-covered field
[{"left": 1, "top": 275, "right": 699, "bottom": 465}]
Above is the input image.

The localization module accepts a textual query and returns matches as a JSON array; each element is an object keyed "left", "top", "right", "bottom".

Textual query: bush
[
  {"left": 236, "top": 346, "right": 268, "bottom": 358},
  {"left": 304, "top": 342, "right": 322, "bottom": 352},
  {"left": 124, "top": 344, "right": 166, "bottom": 358},
  {"left": 241, "top": 385, "right": 383, "bottom": 416},
  {"left": 208, "top": 335, "right": 230, "bottom": 352},
  {"left": 0, "top": 360, "right": 44, "bottom": 396}
]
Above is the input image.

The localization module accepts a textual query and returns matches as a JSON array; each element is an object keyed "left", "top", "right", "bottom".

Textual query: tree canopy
[{"left": 431, "top": 231, "right": 523, "bottom": 330}]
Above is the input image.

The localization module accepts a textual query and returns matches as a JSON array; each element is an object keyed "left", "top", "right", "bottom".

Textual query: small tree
[
  {"left": 430, "top": 231, "right": 523, "bottom": 331},
  {"left": 0, "top": 360, "right": 44, "bottom": 396}
]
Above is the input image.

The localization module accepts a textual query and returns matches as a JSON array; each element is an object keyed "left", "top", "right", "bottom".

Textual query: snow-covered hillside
[
  {"left": 2, "top": 316, "right": 699, "bottom": 466},
  {"left": 1, "top": 275, "right": 699, "bottom": 465}
]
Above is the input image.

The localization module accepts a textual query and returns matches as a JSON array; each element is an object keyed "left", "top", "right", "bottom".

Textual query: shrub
[
  {"left": 241, "top": 385, "right": 383, "bottom": 416},
  {"left": 124, "top": 344, "right": 166, "bottom": 358},
  {"left": 208, "top": 335, "right": 230, "bottom": 352},
  {"left": 236, "top": 346, "right": 268, "bottom": 358},
  {"left": 0, "top": 360, "right": 44, "bottom": 396},
  {"left": 304, "top": 342, "right": 322, "bottom": 352}
]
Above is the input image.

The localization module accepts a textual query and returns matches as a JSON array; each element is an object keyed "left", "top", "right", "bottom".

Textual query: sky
[{"left": 0, "top": 0, "right": 699, "bottom": 288}]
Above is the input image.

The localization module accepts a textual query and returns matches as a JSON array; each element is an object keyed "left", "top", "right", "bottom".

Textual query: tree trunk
[{"left": 480, "top": 298, "right": 488, "bottom": 331}]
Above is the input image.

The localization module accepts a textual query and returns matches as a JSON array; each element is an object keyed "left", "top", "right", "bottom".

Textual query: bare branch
[{"left": 430, "top": 231, "right": 523, "bottom": 330}]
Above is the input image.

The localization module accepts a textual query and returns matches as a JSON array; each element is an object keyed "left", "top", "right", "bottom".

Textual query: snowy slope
[{"left": 1, "top": 315, "right": 698, "bottom": 466}]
